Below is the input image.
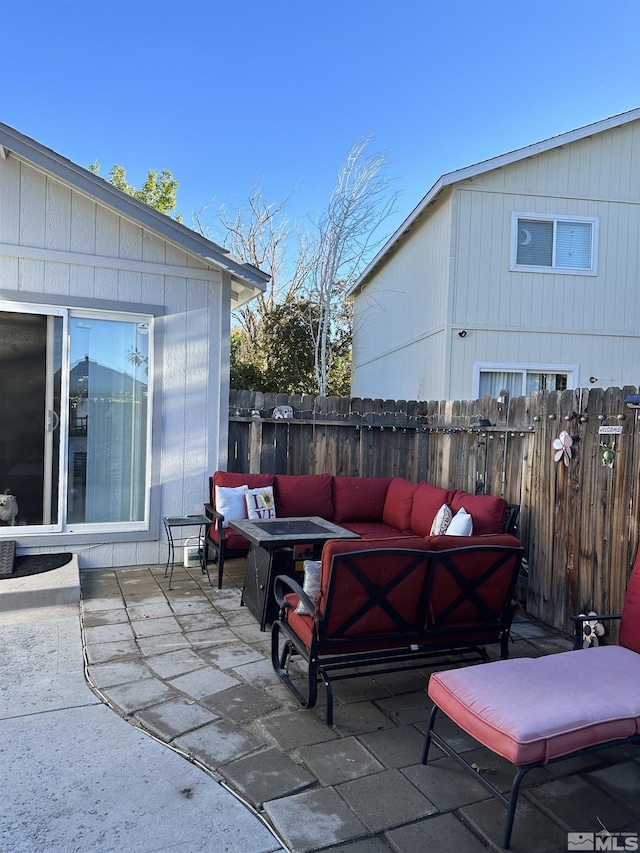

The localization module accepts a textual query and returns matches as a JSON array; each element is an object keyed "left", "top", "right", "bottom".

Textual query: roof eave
[
  {"left": 0, "top": 122, "right": 270, "bottom": 301},
  {"left": 350, "top": 107, "right": 640, "bottom": 294}
]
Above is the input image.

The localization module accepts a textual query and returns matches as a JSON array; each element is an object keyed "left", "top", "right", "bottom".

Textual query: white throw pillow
[
  {"left": 446, "top": 507, "right": 473, "bottom": 536},
  {"left": 430, "top": 503, "right": 453, "bottom": 535},
  {"left": 245, "top": 486, "right": 277, "bottom": 520},
  {"left": 295, "top": 559, "right": 322, "bottom": 615},
  {"left": 214, "top": 484, "right": 248, "bottom": 528}
]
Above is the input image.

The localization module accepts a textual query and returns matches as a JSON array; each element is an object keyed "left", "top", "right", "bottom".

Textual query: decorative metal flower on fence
[
  {"left": 578, "top": 611, "right": 606, "bottom": 648},
  {"left": 553, "top": 431, "right": 573, "bottom": 466}
]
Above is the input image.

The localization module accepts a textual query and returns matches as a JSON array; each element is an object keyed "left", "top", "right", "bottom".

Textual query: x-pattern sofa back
[
  {"left": 422, "top": 545, "right": 640, "bottom": 849},
  {"left": 271, "top": 537, "right": 523, "bottom": 726}
]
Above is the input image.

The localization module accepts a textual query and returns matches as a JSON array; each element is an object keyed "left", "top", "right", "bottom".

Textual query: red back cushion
[
  {"left": 212, "top": 471, "right": 274, "bottom": 504},
  {"left": 318, "top": 538, "right": 432, "bottom": 634},
  {"left": 411, "top": 482, "right": 456, "bottom": 537},
  {"left": 425, "top": 536, "right": 522, "bottom": 626},
  {"left": 450, "top": 491, "right": 507, "bottom": 535},
  {"left": 332, "top": 476, "right": 393, "bottom": 523},
  {"left": 274, "top": 474, "right": 334, "bottom": 519},
  {"left": 382, "top": 478, "right": 419, "bottom": 533},
  {"left": 620, "top": 545, "right": 640, "bottom": 654}
]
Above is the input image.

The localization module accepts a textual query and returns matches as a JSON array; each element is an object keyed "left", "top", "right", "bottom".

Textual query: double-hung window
[{"left": 511, "top": 212, "right": 598, "bottom": 274}]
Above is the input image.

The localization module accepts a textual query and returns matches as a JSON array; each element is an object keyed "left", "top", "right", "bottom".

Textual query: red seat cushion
[
  {"left": 429, "top": 646, "right": 640, "bottom": 766},
  {"left": 382, "top": 478, "right": 419, "bottom": 533},
  {"left": 274, "top": 473, "right": 333, "bottom": 519},
  {"left": 620, "top": 545, "right": 640, "bottom": 654},
  {"left": 337, "top": 521, "right": 407, "bottom": 539},
  {"left": 450, "top": 491, "right": 507, "bottom": 535},
  {"left": 411, "top": 482, "right": 455, "bottom": 537},
  {"left": 208, "top": 527, "right": 252, "bottom": 551},
  {"left": 332, "top": 476, "right": 393, "bottom": 523}
]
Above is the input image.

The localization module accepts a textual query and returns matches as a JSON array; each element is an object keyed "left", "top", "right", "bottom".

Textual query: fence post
[{"left": 249, "top": 411, "right": 263, "bottom": 473}]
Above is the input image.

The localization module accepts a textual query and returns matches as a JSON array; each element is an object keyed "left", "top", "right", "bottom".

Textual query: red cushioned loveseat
[
  {"left": 271, "top": 533, "right": 524, "bottom": 725},
  {"left": 204, "top": 472, "right": 518, "bottom": 589}
]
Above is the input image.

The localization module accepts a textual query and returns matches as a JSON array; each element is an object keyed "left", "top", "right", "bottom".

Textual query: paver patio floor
[{"left": 80, "top": 559, "right": 640, "bottom": 853}]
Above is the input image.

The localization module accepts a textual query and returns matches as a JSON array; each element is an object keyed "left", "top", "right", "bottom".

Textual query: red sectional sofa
[{"left": 204, "top": 472, "right": 518, "bottom": 589}]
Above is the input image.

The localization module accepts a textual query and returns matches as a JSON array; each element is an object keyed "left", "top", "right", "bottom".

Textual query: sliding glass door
[
  {"left": 0, "top": 303, "right": 151, "bottom": 535},
  {"left": 68, "top": 314, "right": 149, "bottom": 525},
  {"left": 0, "top": 308, "right": 63, "bottom": 529}
]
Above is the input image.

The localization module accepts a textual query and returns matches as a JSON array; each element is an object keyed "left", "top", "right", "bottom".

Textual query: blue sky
[{"left": 1, "top": 0, "right": 638, "bottom": 249}]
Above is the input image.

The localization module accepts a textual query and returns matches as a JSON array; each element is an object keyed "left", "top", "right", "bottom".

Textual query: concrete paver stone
[
  {"left": 264, "top": 787, "right": 368, "bottom": 853},
  {"left": 222, "top": 746, "right": 316, "bottom": 808}
]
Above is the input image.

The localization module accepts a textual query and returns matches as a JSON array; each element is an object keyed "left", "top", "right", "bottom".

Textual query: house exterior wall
[
  {"left": 0, "top": 153, "right": 225, "bottom": 568},
  {"left": 351, "top": 190, "right": 453, "bottom": 400},
  {"left": 352, "top": 120, "right": 640, "bottom": 401}
]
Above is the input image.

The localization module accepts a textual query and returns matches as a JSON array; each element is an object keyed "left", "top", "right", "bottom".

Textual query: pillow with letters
[
  {"left": 214, "top": 484, "right": 248, "bottom": 528},
  {"left": 295, "top": 560, "right": 322, "bottom": 615},
  {"left": 430, "top": 503, "right": 453, "bottom": 536},
  {"left": 245, "top": 486, "right": 277, "bottom": 521},
  {"left": 445, "top": 507, "right": 473, "bottom": 536}
]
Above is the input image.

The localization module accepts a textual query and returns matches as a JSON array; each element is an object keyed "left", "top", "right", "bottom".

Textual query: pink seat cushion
[{"left": 429, "top": 646, "right": 640, "bottom": 766}]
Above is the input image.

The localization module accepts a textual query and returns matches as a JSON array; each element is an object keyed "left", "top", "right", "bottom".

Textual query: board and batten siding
[
  {"left": 351, "top": 190, "right": 453, "bottom": 400},
  {"left": 353, "top": 118, "right": 640, "bottom": 402},
  {"left": 0, "top": 153, "right": 227, "bottom": 568}
]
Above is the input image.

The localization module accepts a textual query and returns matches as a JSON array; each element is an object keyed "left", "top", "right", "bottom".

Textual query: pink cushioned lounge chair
[{"left": 421, "top": 545, "right": 640, "bottom": 849}]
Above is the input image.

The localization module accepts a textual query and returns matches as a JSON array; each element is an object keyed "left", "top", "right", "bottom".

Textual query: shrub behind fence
[{"left": 228, "top": 387, "right": 640, "bottom": 635}]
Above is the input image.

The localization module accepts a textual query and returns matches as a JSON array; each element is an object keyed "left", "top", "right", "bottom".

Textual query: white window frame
[
  {"left": 510, "top": 212, "right": 598, "bottom": 275},
  {"left": 473, "top": 362, "right": 579, "bottom": 399}
]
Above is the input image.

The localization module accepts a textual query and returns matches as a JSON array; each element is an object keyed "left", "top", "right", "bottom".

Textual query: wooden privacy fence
[{"left": 228, "top": 388, "right": 640, "bottom": 635}]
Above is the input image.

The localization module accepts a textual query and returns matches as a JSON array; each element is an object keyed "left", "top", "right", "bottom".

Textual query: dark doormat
[{"left": 0, "top": 553, "right": 73, "bottom": 580}]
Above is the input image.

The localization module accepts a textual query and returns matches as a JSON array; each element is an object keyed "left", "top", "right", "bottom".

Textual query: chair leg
[
  {"left": 421, "top": 704, "right": 439, "bottom": 764},
  {"left": 271, "top": 621, "right": 319, "bottom": 713},
  {"left": 503, "top": 765, "right": 531, "bottom": 849},
  {"left": 217, "top": 549, "right": 224, "bottom": 589},
  {"left": 422, "top": 703, "right": 537, "bottom": 850}
]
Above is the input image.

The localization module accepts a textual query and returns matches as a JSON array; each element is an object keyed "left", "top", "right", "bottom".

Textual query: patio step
[{"left": 0, "top": 555, "right": 80, "bottom": 611}]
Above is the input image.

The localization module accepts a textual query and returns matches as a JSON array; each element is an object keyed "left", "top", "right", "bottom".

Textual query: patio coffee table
[{"left": 228, "top": 516, "right": 360, "bottom": 630}]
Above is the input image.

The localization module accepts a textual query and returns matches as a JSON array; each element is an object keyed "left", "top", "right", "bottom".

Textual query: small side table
[{"left": 163, "top": 515, "right": 212, "bottom": 590}]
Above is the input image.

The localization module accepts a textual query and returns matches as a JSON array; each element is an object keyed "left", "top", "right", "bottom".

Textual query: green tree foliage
[
  {"left": 89, "top": 161, "right": 183, "bottom": 222},
  {"left": 229, "top": 298, "right": 351, "bottom": 396}
]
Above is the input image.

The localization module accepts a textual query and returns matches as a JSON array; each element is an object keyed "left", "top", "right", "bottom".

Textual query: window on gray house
[{"left": 512, "top": 213, "right": 597, "bottom": 273}]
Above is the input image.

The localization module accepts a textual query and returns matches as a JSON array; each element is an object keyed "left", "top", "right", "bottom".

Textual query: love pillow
[{"left": 245, "top": 486, "right": 277, "bottom": 520}]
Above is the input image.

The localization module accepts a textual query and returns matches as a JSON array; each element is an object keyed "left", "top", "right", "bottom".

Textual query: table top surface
[
  {"left": 228, "top": 516, "right": 360, "bottom": 547},
  {"left": 163, "top": 514, "right": 211, "bottom": 527}
]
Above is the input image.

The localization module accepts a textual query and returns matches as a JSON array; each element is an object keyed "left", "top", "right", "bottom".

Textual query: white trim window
[
  {"left": 474, "top": 362, "right": 579, "bottom": 399},
  {"left": 511, "top": 212, "right": 598, "bottom": 275}
]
